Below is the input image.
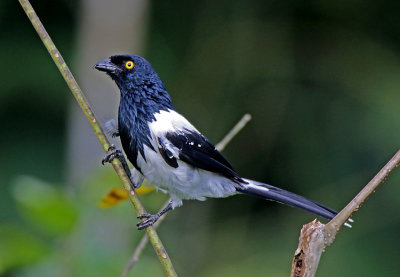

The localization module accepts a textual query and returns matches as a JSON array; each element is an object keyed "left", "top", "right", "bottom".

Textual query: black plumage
[
  {"left": 165, "top": 129, "right": 245, "bottom": 184},
  {"left": 95, "top": 54, "right": 351, "bottom": 230}
]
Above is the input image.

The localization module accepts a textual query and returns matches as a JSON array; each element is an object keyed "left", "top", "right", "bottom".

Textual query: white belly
[{"left": 137, "top": 145, "right": 237, "bottom": 207}]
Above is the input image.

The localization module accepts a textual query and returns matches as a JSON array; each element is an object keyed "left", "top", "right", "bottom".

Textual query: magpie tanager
[{"left": 94, "top": 54, "right": 350, "bottom": 230}]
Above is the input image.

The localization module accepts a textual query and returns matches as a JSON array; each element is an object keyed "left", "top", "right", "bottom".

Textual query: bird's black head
[
  {"left": 95, "top": 54, "right": 174, "bottom": 165},
  {"left": 94, "top": 54, "right": 165, "bottom": 93}
]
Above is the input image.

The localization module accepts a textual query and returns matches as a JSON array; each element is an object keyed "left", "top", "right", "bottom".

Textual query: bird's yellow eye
[{"left": 125, "top": 61, "right": 134, "bottom": 70}]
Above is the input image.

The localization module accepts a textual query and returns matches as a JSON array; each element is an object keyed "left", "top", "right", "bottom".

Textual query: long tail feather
[{"left": 238, "top": 179, "right": 339, "bottom": 221}]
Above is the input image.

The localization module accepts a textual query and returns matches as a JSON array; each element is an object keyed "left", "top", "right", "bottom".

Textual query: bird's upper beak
[{"left": 94, "top": 58, "right": 120, "bottom": 74}]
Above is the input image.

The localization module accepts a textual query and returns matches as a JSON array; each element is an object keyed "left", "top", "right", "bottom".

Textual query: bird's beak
[{"left": 94, "top": 58, "right": 120, "bottom": 74}]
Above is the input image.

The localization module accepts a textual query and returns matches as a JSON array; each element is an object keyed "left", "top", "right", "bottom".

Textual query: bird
[{"left": 94, "top": 54, "right": 351, "bottom": 230}]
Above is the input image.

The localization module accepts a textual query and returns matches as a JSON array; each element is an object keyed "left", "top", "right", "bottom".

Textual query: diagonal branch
[
  {"left": 215, "top": 113, "right": 252, "bottom": 151},
  {"left": 18, "top": 1, "right": 178, "bottom": 276},
  {"left": 291, "top": 149, "right": 400, "bottom": 277},
  {"left": 325, "top": 149, "right": 400, "bottom": 237},
  {"left": 121, "top": 113, "right": 252, "bottom": 277},
  {"left": 121, "top": 202, "right": 168, "bottom": 277}
]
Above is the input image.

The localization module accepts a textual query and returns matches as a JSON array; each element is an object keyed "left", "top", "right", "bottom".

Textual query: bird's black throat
[{"left": 118, "top": 81, "right": 174, "bottom": 173}]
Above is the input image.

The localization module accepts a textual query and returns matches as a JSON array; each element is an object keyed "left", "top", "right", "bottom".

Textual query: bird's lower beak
[{"left": 94, "top": 58, "right": 119, "bottom": 74}]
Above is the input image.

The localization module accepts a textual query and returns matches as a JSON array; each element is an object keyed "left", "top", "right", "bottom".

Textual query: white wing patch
[{"left": 149, "top": 109, "right": 198, "bottom": 137}]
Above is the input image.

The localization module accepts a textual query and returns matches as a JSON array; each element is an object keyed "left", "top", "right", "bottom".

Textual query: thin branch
[
  {"left": 121, "top": 208, "right": 167, "bottom": 277},
  {"left": 325, "top": 149, "right": 400, "bottom": 238},
  {"left": 18, "top": 1, "right": 177, "bottom": 276},
  {"left": 121, "top": 114, "right": 252, "bottom": 277},
  {"left": 291, "top": 149, "right": 400, "bottom": 277},
  {"left": 215, "top": 113, "right": 252, "bottom": 151}
]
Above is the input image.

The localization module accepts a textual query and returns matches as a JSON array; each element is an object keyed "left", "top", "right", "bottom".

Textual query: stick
[
  {"left": 290, "top": 149, "right": 400, "bottom": 277},
  {"left": 18, "top": 1, "right": 177, "bottom": 275}
]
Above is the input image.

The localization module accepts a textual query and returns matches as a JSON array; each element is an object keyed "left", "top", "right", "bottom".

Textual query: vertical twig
[{"left": 18, "top": 1, "right": 178, "bottom": 276}]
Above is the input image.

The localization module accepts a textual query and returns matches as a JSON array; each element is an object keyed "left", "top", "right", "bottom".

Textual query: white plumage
[{"left": 134, "top": 109, "right": 238, "bottom": 208}]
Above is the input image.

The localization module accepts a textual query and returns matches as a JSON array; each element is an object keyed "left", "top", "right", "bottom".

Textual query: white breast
[{"left": 136, "top": 109, "right": 237, "bottom": 208}]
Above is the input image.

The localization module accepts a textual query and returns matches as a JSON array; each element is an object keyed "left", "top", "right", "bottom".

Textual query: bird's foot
[
  {"left": 102, "top": 145, "right": 123, "bottom": 165},
  {"left": 136, "top": 201, "right": 173, "bottom": 230},
  {"left": 137, "top": 213, "right": 160, "bottom": 230},
  {"left": 102, "top": 145, "right": 135, "bottom": 189}
]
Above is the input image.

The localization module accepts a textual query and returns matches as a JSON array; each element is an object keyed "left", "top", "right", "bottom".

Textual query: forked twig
[{"left": 291, "top": 149, "right": 400, "bottom": 277}]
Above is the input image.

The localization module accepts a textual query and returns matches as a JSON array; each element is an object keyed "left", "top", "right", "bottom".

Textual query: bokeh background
[{"left": 2, "top": 0, "right": 400, "bottom": 276}]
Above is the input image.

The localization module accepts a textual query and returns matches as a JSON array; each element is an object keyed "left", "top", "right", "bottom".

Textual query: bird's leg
[
  {"left": 129, "top": 169, "right": 144, "bottom": 189},
  {"left": 102, "top": 145, "right": 132, "bottom": 181},
  {"left": 137, "top": 200, "right": 173, "bottom": 230}
]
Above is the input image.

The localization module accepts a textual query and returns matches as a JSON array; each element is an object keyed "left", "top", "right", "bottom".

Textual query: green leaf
[
  {"left": 11, "top": 176, "right": 78, "bottom": 236},
  {"left": 0, "top": 224, "right": 48, "bottom": 273}
]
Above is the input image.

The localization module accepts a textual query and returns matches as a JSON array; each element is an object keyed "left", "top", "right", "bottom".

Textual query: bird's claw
[
  {"left": 137, "top": 213, "right": 160, "bottom": 230},
  {"left": 102, "top": 145, "right": 122, "bottom": 165},
  {"left": 101, "top": 145, "right": 135, "bottom": 188}
]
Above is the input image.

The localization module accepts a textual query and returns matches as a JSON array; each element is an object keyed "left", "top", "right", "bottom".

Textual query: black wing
[{"left": 163, "top": 129, "right": 244, "bottom": 184}]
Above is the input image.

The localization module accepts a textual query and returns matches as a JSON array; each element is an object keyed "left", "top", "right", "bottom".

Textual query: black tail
[{"left": 238, "top": 179, "right": 338, "bottom": 220}]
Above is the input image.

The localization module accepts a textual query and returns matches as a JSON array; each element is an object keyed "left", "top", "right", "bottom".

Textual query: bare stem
[
  {"left": 18, "top": 1, "right": 177, "bottom": 276},
  {"left": 325, "top": 149, "right": 400, "bottom": 239},
  {"left": 121, "top": 212, "right": 167, "bottom": 277},
  {"left": 215, "top": 113, "right": 252, "bottom": 151},
  {"left": 290, "top": 149, "right": 400, "bottom": 277},
  {"left": 121, "top": 114, "right": 252, "bottom": 277}
]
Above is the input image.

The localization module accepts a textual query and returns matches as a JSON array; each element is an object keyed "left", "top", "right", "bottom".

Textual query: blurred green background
[{"left": 2, "top": 0, "right": 400, "bottom": 276}]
